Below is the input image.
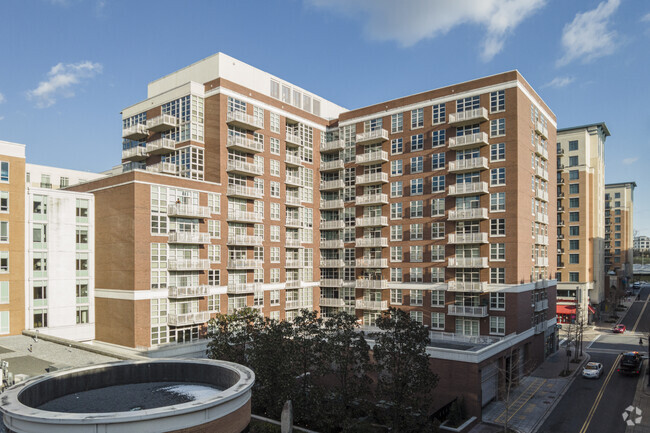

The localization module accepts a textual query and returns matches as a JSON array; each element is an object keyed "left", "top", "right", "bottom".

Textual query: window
[
  {"left": 270, "top": 112, "right": 280, "bottom": 134},
  {"left": 569, "top": 156, "right": 578, "bottom": 167},
  {"left": 569, "top": 212, "right": 579, "bottom": 222},
  {"left": 431, "top": 290, "right": 445, "bottom": 307},
  {"left": 569, "top": 272, "right": 579, "bottom": 282},
  {"left": 490, "top": 316, "right": 505, "bottom": 335},
  {"left": 431, "top": 268, "right": 444, "bottom": 283},
  {"left": 410, "top": 268, "right": 423, "bottom": 283},
  {"left": 270, "top": 269, "right": 280, "bottom": 283},
  {"left": 490, "top": 90, "right": 505, "bottom": 112},
  {"left": 432, "top": 130, "right": 446, "bottom": 147},
  {"left": 490, "top": 293, "right": 505, "bottom": 309},
  {"left": 491, "top": 219, "right": 505, "bottom": 236},
  {"left": 431, "top": 222, "right": 445, "bottom": 239},
  {"left": 208, "top": 269, "right": 220, "bottom": 286},
  {"left": 568, "top": 140, "right": 579, "bottom": 151},
  {"left": 410, "top": 179, "right": 423, "bottom": 196},
  {"left": 390, "top": 289, "right": 402, "bottom": 305},
  {"left": 410, "top": 245, "right": 423, "bottom": 262},
  {"left": 490, "top": 268, "right": 505, "bottom": 284},
  {"left": 431, "top": 245, "right": 444, "bottom": 261},
  {"left": 410, "top": 289, "right": 423, "bottom": 306},
  {"left": 208, "top": 193, "right": 220, "bottom": 214},
  {"left": 390, "top": 267, "right": 402, "bottom": 282},
  {"left": 0, "top": 191, "right": 7, "bottom": 212},
  {"left": 270, "top": 225, "right": 280, "bottom": 242},
  {"left": 411, "top": 134, "right": 424, "bottom": 151},
  {"left": 391, "top": 113, "right": 403, "bottom": 133},
  {"left": 76, "top": 253, "right": 88, "bottom": 276},
  {"left": 270, "top": 202, "right": 280, "bottom": 220},
  {"left": 391, "top": 160, "right": 403, "bottom": 176},
  {"left": 0, "top": 221, "right": 7, "bottom": 243},
  {"left": 76, "top": 281, "right": 88, "bottom": 303},
  {"left": 410, "top": 224, "right": 423, "bottom": 240},
  {"left": 208, "top": 220, "right": 220, "bottom": 238},
  {"left": 431, "top": 175, "right": 445, "bottom": 193},
  {"left": 569, "top": 198, "right": 579, "bottom": 208},
  {"left": 390, "top": 225, "right": 403, "bottom": 241},
  {"left": 60, "top": 177, "right": 69, "bottom": 188},
  {"left": 33, "top": 309, "right": 47, "bottom": 328},
  {"left": 569, "top": 170, "right": 579, "bottom": 180},
  {"left": 0, "top": 311, "right": 8, "bottom": 334},
  {"left": 76, "top": 199, "right": 88, "bottom": 223},
  {"left": 432, "top": 103, "right": 445, "bottom": 124},
  {"left": 390, "top": 246, "right": 402, "bottom": 262},
  {"left": 76, "top": 306, "right": 89, "bottom": 324},
  {"left": 457, "top": 96, "right": 479, "bottom": 112},
  {"left": 490, "top": 143, "right": 505, "bottom": 161},
  {"left": 490, "top": 192, "right": 505, "bottom": 211},
  {"left": 569, "top": 254, "right": 579, "bottom": 264},
  {"left": 431, "top": 312, "right": 445, "bottom": 329},
  {"left": 391, "top": 202, "right": 402, "bottom": 219},
  {"left": 569, "top": 240, "right": 579, "bottom": 250},
  {"left": 270, "top": 159, "right": 280, "bottom": 177},
  {"left": 270, "top": 247, "right": 280, "bottom": 263},
  {"left": 431, "top": 198, "right": 445, "bottom": 216},
  {"left": 270, "top": 137, "right": 280, "bottom": 155},
  {"left": 0, "top": 162, "right": 8, "bottom": 182},
  {"left": 490, "top": 119, "right": 505, "bottom": 137},
  {"left": 410, "top": 311, "right": 423, "bottom": 325},
  {"left": 490, "top": 168, "right": 505, "bottom": 186},
  {"left": 410, "top": 157, "right": 423, "bottom": 173},
  {"left": 410, "top": 200, "right": 423, "bottom": 218},
  {"left": 0, "top": 282, "right": 8, "bottom": 304},
  {"left": 569, "top": 226, "right": 579, "bottom": 236},
  {"left": 431, "top": 153, "right": 445, "bottom": 170},
  {"left": 391, "top": 138, "right": 403, "bottom": 155},
  {"left": 490, "top": 243, "right": 505, "bottom": 261},
  {"left": 270, "top": 181, "right": 280, "bottom": 198},
  {"left": 391, "top": 181, "right": 403, "bottom": 197},
  {"left": 75, "top": 228, "right": 87, "bottom": 249},
  {"left": 411, "top": 108, "right": 423, "bottom": 129}
]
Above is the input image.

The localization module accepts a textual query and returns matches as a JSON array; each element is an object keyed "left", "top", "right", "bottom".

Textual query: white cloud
[
  {"left": 642, "top": 13, "right": 650, "bottom": 22},
  {"left": 0, "top": 116, "right": 4, "bottom": 121},
  {"left": 543, "top": 76, "right": 574, "bottom": 88},
  {"left": 27, "top": 61, "right": 102, "bottom": 108},
  {"left": 557, "top": 0, "right": 620, "bottom": 66},
  {"left": 305, "top": 0, "right": 546, "bottom": 61},
  {"left": 623, "top": 157, "right": 638, "bottom": 165},
  {"left": 0, "top": 93, "right": 5, "bottom": 104}
]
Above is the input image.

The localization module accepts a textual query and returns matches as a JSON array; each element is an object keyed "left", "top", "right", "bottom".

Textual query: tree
[
  {"left": 206, "top": 307, "right": 259, "bottom": 365},
  {"left": 372, "top": 308, "right": 439, "bottom": 432}
]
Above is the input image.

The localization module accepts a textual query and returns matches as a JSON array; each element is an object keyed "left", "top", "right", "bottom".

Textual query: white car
[{"left": 582, "top": 362, "right": 603, "bottom": 379}]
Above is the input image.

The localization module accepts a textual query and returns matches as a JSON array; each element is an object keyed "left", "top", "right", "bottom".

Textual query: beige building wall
[{"left": 605, "top": 182, "right": 635, "bottom": 292}]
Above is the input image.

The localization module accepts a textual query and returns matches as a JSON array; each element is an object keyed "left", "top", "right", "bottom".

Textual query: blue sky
[{"left": 0, "top": 0, "right": 648, "bottom": 233}]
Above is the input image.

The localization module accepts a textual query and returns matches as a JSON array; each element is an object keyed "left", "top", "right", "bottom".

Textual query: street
[{"left": 538, "top": 285, "right": 649, "bottom": 433}]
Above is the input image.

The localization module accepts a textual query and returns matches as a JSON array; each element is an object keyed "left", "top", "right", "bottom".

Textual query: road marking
[
  {"left": 578, "top": 354, "right": 622, "bottom": 433},
  {"left": 586, "top": 335, "right": 600, "bottom": 349},
  {"left": 632, "top": 294, "right": 649, "bottom": 332}
]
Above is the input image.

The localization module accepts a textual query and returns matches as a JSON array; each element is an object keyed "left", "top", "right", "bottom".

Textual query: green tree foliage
[{"left": 206, "top": 307, "right": 259, "bottom": 365}]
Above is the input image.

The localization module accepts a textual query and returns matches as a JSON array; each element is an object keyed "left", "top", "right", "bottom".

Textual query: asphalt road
[{"left": 538, "top": 285, "right": 649, "bottom": 433}]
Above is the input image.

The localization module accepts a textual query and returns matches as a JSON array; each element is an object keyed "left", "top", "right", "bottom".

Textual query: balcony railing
[
  {"left": 447, "top": 281, "right": 487, "bottom": 292},
  {"left": 355, "top": 279, "right": 388, "bottom": 289},
  {"left": 286, "top": 300, "right": 313, "bottom": 310},
  {"left": 320, "top": 259, "right": 345, "bottom": 268},
  {"left": 448, "top": 232, "right": 488, "bottom": 244},
  {"left": 355, "top": 150, "right": 389, "bottom": 165},
  {"left": 448, "top": 132, "right": 489, "bottom": 149},
  {"left": 286, "top": 195, "right": 302, "bottom": 206},
  {"left": 448, "top": 182, "right": 489, "bottom": 196},
  {"left": 227, "top": 159, "right": 264, "bottom": 176},
  {"left": 146, "top": 138, "right": 176, "bottom": 155},
  {"left": 122, "top": 123, "right": 148, "bottom": 140},
  {"left": 355, "top": 258, "right": 388, "bottom": 268},
  {"left": 535, "top": 120, "right": 548, "bottom": 139},
  {"left": 226, "top": 110, "right": 263, "bottom": 130},
  {"left": 448, "top": 257, "right": 488, "bottom": 268},
  {"left": 285, "top": 175, "right": 301, "bottom": 187},
  {"left": 355, "top": 300, "right": 388, "bottom": 311},
  {"left": 227, "top": 234, "right": 264, "bottom": 246},
  {"left": 168, "top": 231, "right": 211, "bottom": 244},
  {"left": 168, "top": 311, "right": 210, "bottom": 326},
  {"left": 557, "top": 206, "right": 565, "bottom": 213},
  {"left": 227, "top": 210, "right": 263, "bottom": 224},
  {"left": 227, "top": 259, "right": 264, "bottom": 269},
  {"left": 167, "top": 259, "right": 210, "bottom": 271},
  {"left": 355, "top": 129, "right": 389, "bottom": 145},
  {"left": 535, "top": 143, "right": 549, "bottom": 160},
  {"left": 320, "top": 220, "right": 344, "bottom": 230},
  {"left": 320, "top": 140, "right": 345, "bottom": 152},
  {"left": 319, "top": 297, "right": 345, "bottom": 308},
  {"left": 534, "top": 166, "right": 549, "bottom": 180},
  {"left": 534, "top": 322, "right": 546, "bottom": 334},
  {"left": 535, "top": 212, "right": 549, "bottom": 224},
  {"left": 535, "top": 234, "right": 549, "bottom": 245},
  {"left": 535, "top": 189, "right": 549, "bottom": 202},
  {"left": 167, "top": 204, "right": 211, "bottom": 218},
  {"left": 146, "top": 114, "right": 178, "bottom": 132},
  {"left": 285, "top": 133, "right": 302, "bottom": 146},
  {"left": 448, "top": 157, "right": 489, "bottom": 172},
  {"left": 448, "top": 107, "right": 489, "bottom": 126},
  {"left": 227, "top": 184, "right": 264, "bottom": 199},
  {"left": 320, "top": 279, "right": 344, "bottom": 287},
  {"left": 320, "top": 239, "right": 344, "bottom": 249},
  {"left": 320, "top": 179, "right": 345, "bottom": 191},
  {"left": 122, "top": 146, "right": 147, "bottom": 162},
  {"left": 320, "top": 199, "right": 344, "bottom": 209},
  {"left": 168, "top": 285, "right": 210, "bottom": 299},
  {"left": 227, "top": 282, "right": 261, "bottom": 294},
  {"left": 447, "top": 305, "right": 488, "bottom": 317},
  {"left": 534, "top": 299, "right": 549, "bottom": 312},
  {"left": 226, "top": 135, "right": 264, "bottom": 153},
  {"left": 320, "top": 160, "right": 344, "bottom": 171},
  {"left": 448, "top": 208, "right": 488, "bottom": 221},
  {"left": 285, "top": 154, "right": 303, "bottom": 167},
  {"left": 146, "top": 162, "right": 177, "bottom": 175},
  {"left": 356, "top": 193, "right": 389, "bottom": 205},
  {"left": 286, "top": 239, "right": 303, "bottom": 248},
  {"left": 285, "top": 259, "right": 303, "bottom": 268},
  {"left": 356, "top": 216, "right": 388, "bottom": 227},
  {"left": 286, "top": 217, "right": 302, "bottom": 228},
  {"left": 535, "top": 257, "right": 549, "bottom": 267},
  {"left": 357, "top": 172, "right": 389, "bottom": 185},
  {"left": 355, "top": 237, "right": 388, "bottom": 248}
]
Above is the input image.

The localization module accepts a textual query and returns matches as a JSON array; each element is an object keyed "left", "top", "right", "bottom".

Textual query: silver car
[{"left": 582, "top": 362, "right": 603, "bottom": 379}]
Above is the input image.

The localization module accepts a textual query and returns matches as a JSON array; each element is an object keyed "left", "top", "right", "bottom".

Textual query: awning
[
  {"left": 588, "top": 305, "right": 596, "bottom": 314},
  {"left": 556, "top": 305, "right": 577, "bottom": 315}
]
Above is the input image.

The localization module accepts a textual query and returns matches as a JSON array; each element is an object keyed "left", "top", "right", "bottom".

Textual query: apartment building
[
  {"left": 634, "top": 235, "right": 649, "bottom": 252},
  {"left": 605, "top": 182, "right": 636, "bottom": 295},
  {"left": 69, "top": 53, "right": 558, "bottom": 417},
  {"left": 26, "top": 164, "right": 104, "bottom": 190},
  {"left": 555, "top": 124, "right": 607, "bottom": 324}
]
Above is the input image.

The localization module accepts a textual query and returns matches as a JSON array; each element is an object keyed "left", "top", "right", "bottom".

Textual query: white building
[
  {"left": 26, "top": 164, "right": 105, "bottom": 190},
  {"left": 634, "top": 236, "right": 650, "bottom": 252}
]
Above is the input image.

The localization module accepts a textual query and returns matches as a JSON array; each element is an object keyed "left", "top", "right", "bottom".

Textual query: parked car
[
  {"left": 633, "top": 281, "right": 641, "bottom": 289},
  {"left": 582, "top": 362, "right": 604, "bottom": 379},
  {"left": 613, "top": 324, "right": 626, "bottom": 333},
  {"left": 618, "top": 352, "right": 643, "bottom": 375}
]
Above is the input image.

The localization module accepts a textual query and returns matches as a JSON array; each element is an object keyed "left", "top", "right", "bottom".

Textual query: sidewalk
[{"left": 626, "top": 359, "right": 650, "bottom": 433}]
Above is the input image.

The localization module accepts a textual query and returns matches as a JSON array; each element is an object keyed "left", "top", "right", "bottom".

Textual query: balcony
[
  {"left": 558, "top": 234, "right": 565, "bottom": 240},
  {"left": 146, "top": 138, "right": 176, "bottom": 155},
  {"left": 227, "top": 184, "right": 264, "bottom": 200},
  {"left": 535, "top": 234, "right": 549, "bottom": 245},
  {"left": 319, "top": 297, "right": 345, "bottom": 308},
  {"left": 285, "top": 239, "right": 303, "bottom": 248},
  {"left": 320, "top": 220, "right": 344, "bottom": 230},
  {"left": 557, "top": 148, "right": 565, "bottom": 155},
  {"left": 286, "top": 259, "right": 303, "bottom": 268},
  {"left": 286, "top": 195, "right": 302, "bottom": 207},
  {"left": 356, "top": 193, "right": 389, "bottom": 206},
  {"left": 227, "top": 282, "right": 261, "bottom": 294},
  {"left": 320, "top": 259, "right": 345, "bottom": 268},
  {"left": 122, "top": 146, "right": 147, "bottom": 162},
  {"left": 320, "top": 279, "right": 344, "bottom": 287},
  {"left": 168, "top": 285, "right": 210, "bottom": 299},
  {"left": 285, "top": 133, "right": 301, "bottom": 146},
  {"left": 320, "top": 179, "right": 345, "bottom": 191},
  {"left": 557, "top": 206, "right": 565, "bottom": 213},
  {"left": 447, "top": 281, "right": 487, "bottom": 293},
  {"left": 536, "top": 142, "right": 549, "bottom": 160},
  {"left": 286, "top": 217, "right": 302, "bottom": 228},
  {"left": 557, "top": 219, "right": 565, "bottom": 227},
  {"left": 535, "top": 166, "right": 549, "bottom": 180},
  {"left": 557, "top": 163, "right": 565, "bottom": 171},
  {"left": 356, "top": 129, "right": 389, "bottom": 145},
  {"left": 535, "top": 212, "right": 549, "bottom": 224},
  {"left": 227, "top": 234, "right": 264, "bottom": 246},
  {"left": 448, "top": 107, "right": 489, "bottom": 126},
  {"left": 557, "top": 248, "right": 564, "bottom": 254},
  {"left": 355, "top": 279, "right": 388, "bottom": 289},
  {"left": 356, "top": 150, "right": 389, "bottom": 165},
  {"left": 122, "top": 123, "right": 148, "bottom": 140},
  {"left": 534, "top": 299, "right": 549, "bottom": 312},
  {"left": 535, "top": 257, "right": 549, "bottom": 267},
  {"left": 321, "top": 140, "right": 345, "bottom": 152},
  {"left": 357, "top": 172, "right": 389, "bottom": 185},
  {"left": 168, "top": 231, "right": 211, "bottom": 244},
  {"left": 448, "top": 157, "right": 489, "bottom": 173},
  {"left": 227, "top": 259, "right": 263, "bottom": 269},
  {"left": 356, "top": 216, "right": 388, "bottom": 227},
  {"left": 226, "top": 135, "right": 264, "bottom": 153},
  {"left": 167, "top": 259, "right": 210, "bottom": 271},
  {"left": 227, "top": 210, "right": 263, "bottom": 224},
  {"left": 285, "top": 154, "right": 303, "bottom": 167},
  {"left": 167, "top": 311, "right": 210, "bottom": 327},
  {"left": 448, "top": 132, "right": 489, "bottom": 149},
  {"left": 226, "top": 110, "right": 263, "bottom": 130},
  {"left": 320, "top": 239, "right": 344, "bottom": 249},
  {"left": 355, "top": 300, "right": 388, "bottom": 311},
  {"left": 355, "top": 258, "right": 388, "bottom": 268},
  {"left": 320, "top": 160, "right": 344, "bottom": 172},
  {"left": 535, "top": 120, "right": 548, "bottom": 139},
  {"left": 448, "top": 182, "right": 489, "bottom": 196},
  {"left": 448, "top": 208, "right": 488, "bottom": 221},
  {"left": 448, "top": 257, "right": 488, "bottom": 268},
  {"left": 448, "top": 232, "right": 488, "bottom": 244},
  {"left": 557, "top": 177, "right": 565, "bottom": 185},
  {"left": 535, "top": 189, "right": 549, "bottom": 202},
  {"left": 227, "top": 159, "right": 264, "bottom": 176},
  {"left": 534, "top": 322, "right": 546, "bottom": 334},
  {"left": 167, "top": 204, "right": 211, "bottom": 219},
  {"left": 447, "top": 305, "right": 488, "bottom": 317},
  {"left": 146, "top": 114, "right": 178, "bottom": 132},
  {"left": 146, "top": 162, "right": 177, "bottom": 175},
  {"left": 286, "top": 300, "right": 313, "bottom": 310},
  {"left": 557, "top": 262, "right": 565, "bottom": 268},
  {"left": 355, "top": 237, "right": 388, "bottom": 248}
]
